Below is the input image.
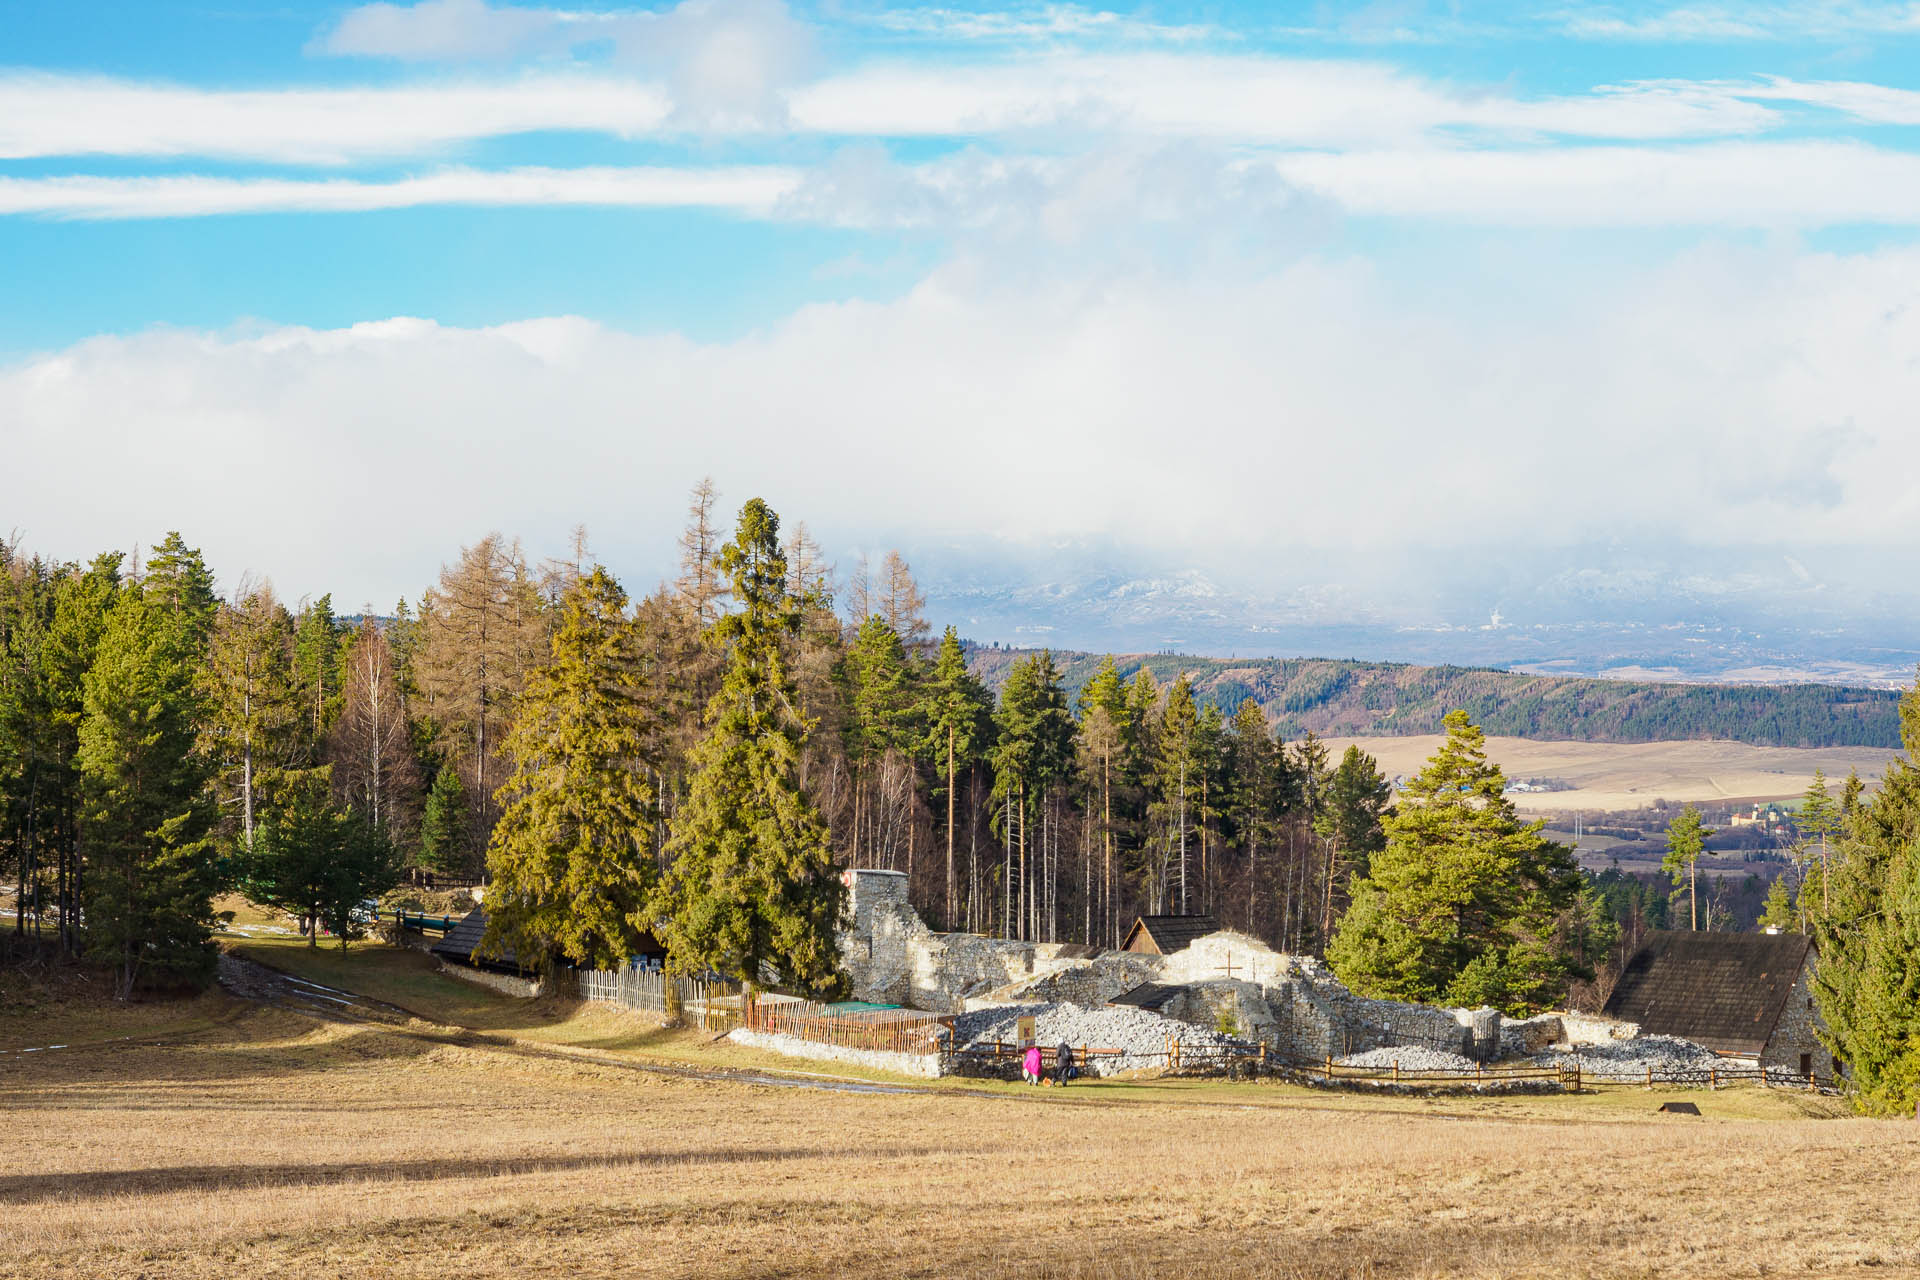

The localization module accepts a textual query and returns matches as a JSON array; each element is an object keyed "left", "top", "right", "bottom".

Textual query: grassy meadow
[{"left": 5, "top": 922, "right": 1916, "bottom": 1280}]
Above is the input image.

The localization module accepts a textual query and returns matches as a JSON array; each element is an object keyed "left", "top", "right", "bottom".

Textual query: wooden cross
[{"left": 1216, "top": 951, "right": 1240, "bottom": 979}]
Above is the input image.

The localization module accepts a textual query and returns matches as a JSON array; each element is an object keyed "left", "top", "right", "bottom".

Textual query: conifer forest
[{"left": 0, "top": 483, "right": 1408, "bottom": 993}]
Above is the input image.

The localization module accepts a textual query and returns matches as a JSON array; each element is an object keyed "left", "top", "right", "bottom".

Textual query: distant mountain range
[
  {"left": 965, "top": 650, "right": 1905, "bottom": 749},
  {"left": 916, "top": 540, "right": 1920, "bottom": 689}
]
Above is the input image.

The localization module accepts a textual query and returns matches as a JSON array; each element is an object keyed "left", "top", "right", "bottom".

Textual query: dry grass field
[
  {"left": 5, "top": 938, "right": 1919, "bottom": 1280},
  {"left": 1321, "top": 735, "right": 1897, "bottom": 814}
]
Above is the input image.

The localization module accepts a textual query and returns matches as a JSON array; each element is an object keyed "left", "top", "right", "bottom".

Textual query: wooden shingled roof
[
  {"left": 1108, "top": 982, "right": 1187, "bottom": 1012},
  {"left": 1121, "top": 914, "right": 1221, "bottom": 955},
  {"left": 430, "top": 905, "right": 526, "bottom": 973},
  {"left": 1601, "top": 929, "right": 1813, "bottom": 1056}
]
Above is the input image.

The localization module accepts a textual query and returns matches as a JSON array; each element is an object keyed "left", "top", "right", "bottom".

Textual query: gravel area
[
  {"left": 951, "top": 1002, "right": 1233, "bottom": 1074},
  {"left": 1336, "top": 1046, "right": 1482, "bottom": 1073},
  {"left": 1529, "top": 1033, "right": 1722, "bottom": 1078}
]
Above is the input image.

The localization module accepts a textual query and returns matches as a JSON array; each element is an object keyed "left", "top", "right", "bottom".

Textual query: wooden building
[
  {"left": 1120, "top": 914, "right": 1221, "bottom": 955},
  {"left": 1602, "top": 929, "right": 1831, "bottom": 1077}
]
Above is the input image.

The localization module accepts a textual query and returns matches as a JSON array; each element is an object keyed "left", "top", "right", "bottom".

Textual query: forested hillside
[{"left": 967, "top": 651, "right": 1904, "bottom": 748}]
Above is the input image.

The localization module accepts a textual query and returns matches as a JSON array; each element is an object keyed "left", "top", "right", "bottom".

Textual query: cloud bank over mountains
[{"left": 5, "top": 0, "right": 1920, "bottom": 675}]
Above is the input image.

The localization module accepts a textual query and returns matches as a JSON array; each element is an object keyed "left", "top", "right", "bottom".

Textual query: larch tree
[
  {"left": 328, "top": 616, "right": 420, "bottom": 840},
  {"left": 1078, "top": 658, "right": 1130, "bottom": 947},
  {"left": 656, "top": 499, "right": 843, "bottom": 996},
  {"left": 878, "top": 551, "right": 930, "bottom": 653},
  {"left": 482, "top": 567, "right": 660, "bottom": 971},
  {"left": 414, "top": 535, "right": 546, "bottom": 844},
  {"left": 1326, "top": 710, "right": 1584, "bottom": 1015},
  {"left": 675, "top": 477, "right": 728, "bottom": 628}
]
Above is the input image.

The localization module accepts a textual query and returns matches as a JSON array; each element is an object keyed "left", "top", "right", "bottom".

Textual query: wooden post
[
  {"left": 1324, "top": 1053, "right": 1333, "bottom": 1080},
  {"left": 1392, "top": 1060, "right": 1400, "bottom": 1084},
  {"left": 1710, "top": 1067, "right": 1717, "bottom": 1090},
  {"left": 1645, "top": 1064, "right": 1653, "bottom": 1090}
]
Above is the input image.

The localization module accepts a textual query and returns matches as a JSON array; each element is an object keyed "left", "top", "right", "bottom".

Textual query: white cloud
[
  {"left": 859, "top": 5, "right": 1221, "bottom": 43},
  {"left": 1270, "top": 140, "right": 1920, "bottom": 226},
  {"left": 1559, "top": 2, "right": 1920, "bottom": 41},
  {"left": 0, "top": 72, "right": 670, "bottom": 164},
  {"left": 319, "top": 0, "right": 565, "bottom": 61},
  {"left": 0, "top": 166, "right": 800, "bottom": 219},
  {"left": 7, "top": 242, "right": 1920, "bottom": 607},
  {"left": 317, "top": 0, "right": 815, "bottom": 130},
  {"left": 787, "top": 55, "right": 1780, "bottom": 142},
  {"left": 0, "top": 59, "right": 1824, "bottom": 164},
  {"left": 11, "top": 139, "right": 1920, "bottom": 227}
]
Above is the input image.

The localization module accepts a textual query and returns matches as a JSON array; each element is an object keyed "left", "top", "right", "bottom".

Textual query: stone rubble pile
[
  {"left": 1335, "top": 1046, "right": 1483, "bottom": 1073},
  {"left": 1528, "top": 1033, "right": 1721, "bottom": 1078},
  {"left": 950, "top": 1001, "right": 1235, "bottom": 1075}
]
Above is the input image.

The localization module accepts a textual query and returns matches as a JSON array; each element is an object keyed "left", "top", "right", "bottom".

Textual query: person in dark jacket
[{"left": 1056, "top": 1042, "right": 1078, "bottom": 1084}]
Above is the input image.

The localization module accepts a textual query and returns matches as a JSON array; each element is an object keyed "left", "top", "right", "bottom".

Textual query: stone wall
[
  {"left": 438, "top": 960, "right": 544, "bottom": 999},
  {"left": 728, "top": 1028, "right": 941, "bottom": 1079},
  {"left": 1761, "top": 955, "right": 1833, "bottom": 1078}
]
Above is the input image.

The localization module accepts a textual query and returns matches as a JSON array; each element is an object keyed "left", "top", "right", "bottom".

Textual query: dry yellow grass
[
  {"left": 4, "top": 988, "right": 1916, "bottom": 1280},
  {"left": 1320, "top": 735, "right": 1896, "bottom": 813}
]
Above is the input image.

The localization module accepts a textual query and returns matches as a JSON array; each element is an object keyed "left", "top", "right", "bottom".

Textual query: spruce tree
[
  {"left": 198, "top": 585, "right": 301, "bottom": 856},
  {"left": 78, "top": 585, "right": 222, "bottom": 995},
  {"left": 656, "top": 499, "right": 843, "bottom": 996},
  {"left": 1326, "top": 710, "right": 1583, "bottom": 1014},
  {"left": 482, "top": 567, "right": 659, "bottom": 971},
  {"left": 419, "top": 765, "right": 470, "bottom": 875}
]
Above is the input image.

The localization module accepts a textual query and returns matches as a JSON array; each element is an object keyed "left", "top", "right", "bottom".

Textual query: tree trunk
[{"left": 946, "top": 725, "right": 956, "bottom": 930}]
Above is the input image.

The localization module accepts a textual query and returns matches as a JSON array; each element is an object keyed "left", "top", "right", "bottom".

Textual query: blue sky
[{"left": 6, "top": 1, "right": 1920, "bottom": 652}]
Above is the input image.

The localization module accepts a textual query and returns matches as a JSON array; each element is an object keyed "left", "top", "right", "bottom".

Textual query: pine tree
[
  {"left": 656, "top": 499, "right": 843, "bottom": 996},
  {"left": 1661, "top": 804, "right": 1714, "bottom": 931},
  {"left": 1078, "top": 658, "right": 1130, "bottom": 946},
  {"left": 419, "top": 765, "right": 471, "bottom": 875},
  {"left": 922, "top": 626, "right": 991, "bottom": 929},
  {"left": 482, "top": 567, "right": 659, "bottom": 971},
  {"left": 198, "top": 583, "right": 301, "bottom": 855},
  {"left": 292, "top": 594, "right": 346, "bottom": 751},
  {"left": 1326, "top": 710, "right": 1584, "bottom": 1014},
  {"left": 78, "top": 583, "right": 222, "bottom": 996},
  {"left": 1796, "top": 769, "right": 1839, "bottom": 922},
  {"left": 1153, "top": 675, "right": 1200, "bottom": 914},
  {"left": 239, "top": 779, "right": 402, "bottom": 951},
  {"left": 842, "top": 614, "right": 916, "bottom": 867}
]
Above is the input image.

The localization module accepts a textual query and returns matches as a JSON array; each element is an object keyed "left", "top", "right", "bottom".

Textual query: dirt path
[{"left": 214, "top": 951, "right": 979, "bottom": 1099}]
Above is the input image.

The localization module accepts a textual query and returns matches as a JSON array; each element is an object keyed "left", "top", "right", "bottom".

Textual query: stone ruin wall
[
  {"left": 836, "top": 869, "right": 1632, "bottom": 1064},
  {"left": 1760, "top": 958, "right": 1833, "bottom": 1077}
]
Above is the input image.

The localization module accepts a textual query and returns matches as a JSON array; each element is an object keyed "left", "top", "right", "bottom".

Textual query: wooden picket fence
[
  {"left": 577, "top": 967, "right": 741, "bottom": 1029},
  {"left": 744, "top": 999, "right": 950, "bottom": 1056}
]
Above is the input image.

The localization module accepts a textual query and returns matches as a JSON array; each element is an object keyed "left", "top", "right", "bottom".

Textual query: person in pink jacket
[{"left": 1021, "top": 1043, "right": 1044, "bottom": 1085}]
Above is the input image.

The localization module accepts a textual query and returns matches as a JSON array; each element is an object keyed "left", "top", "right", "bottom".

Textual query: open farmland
[
  {"left": 1322, "top": 734, "right": 1897, "bottom": 813},
  {"left": 3, "top": 946, "right": 1916, "bottom": 1280}
]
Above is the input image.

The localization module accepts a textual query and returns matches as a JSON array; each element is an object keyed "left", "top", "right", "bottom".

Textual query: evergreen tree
[
  {"left": 482, "top": 567, "right": 659, "bottom": 971},
  {"left": 656, "top": 499, "right": 843, "bottom": 995},
  {"left": 239, "top": 779, "right": 402, "bottom": 951},
  {"left": 419, "top": 765, "right": 471, "bottom": 875},
  {"left": 990, "top": 651, "right": 1073, "bottom": 939},
  {"left": 1758, "top": 874, "right": 1795, "bottom": 931},
  {"left": 922, "top": 626, "right": 991, "bottom": 929},
  {"left": 1152, "top": 675, "right": 1201, "bottom": 914},
  {"left": 1661, "top": 804, "right": 1714, "bottom": 931},
  {"left": 1078, "top": 658, "right": 1130, "bottom": 946},
  {"left": 1326, "top": 710, "right": 1584, "bottom": 1014},
  {"left": 841, "top": 614, "right": 916, "bottom": 866},
  {"left": 141, "top": 532, "right": 218, "bottom": 645},
  {"left": 198, "top": 584, "right": 301, "bottom": 855},
  {"left": 78, "top": 583, "right": 222, "bottom": 995},
  {"left": 292, "top": 593, "right": 346, "bottom": 750},
  {"left": 1317, "top": 744, "right": 1392, "bottom": 934},
  {"left": 1796, "top": 769, "right": 1839, "bottom": 922}
]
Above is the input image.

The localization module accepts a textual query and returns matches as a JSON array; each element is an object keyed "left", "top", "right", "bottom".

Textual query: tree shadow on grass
[{"left": 0, "top": 1144, "right": 950, "bottom": 1204}]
